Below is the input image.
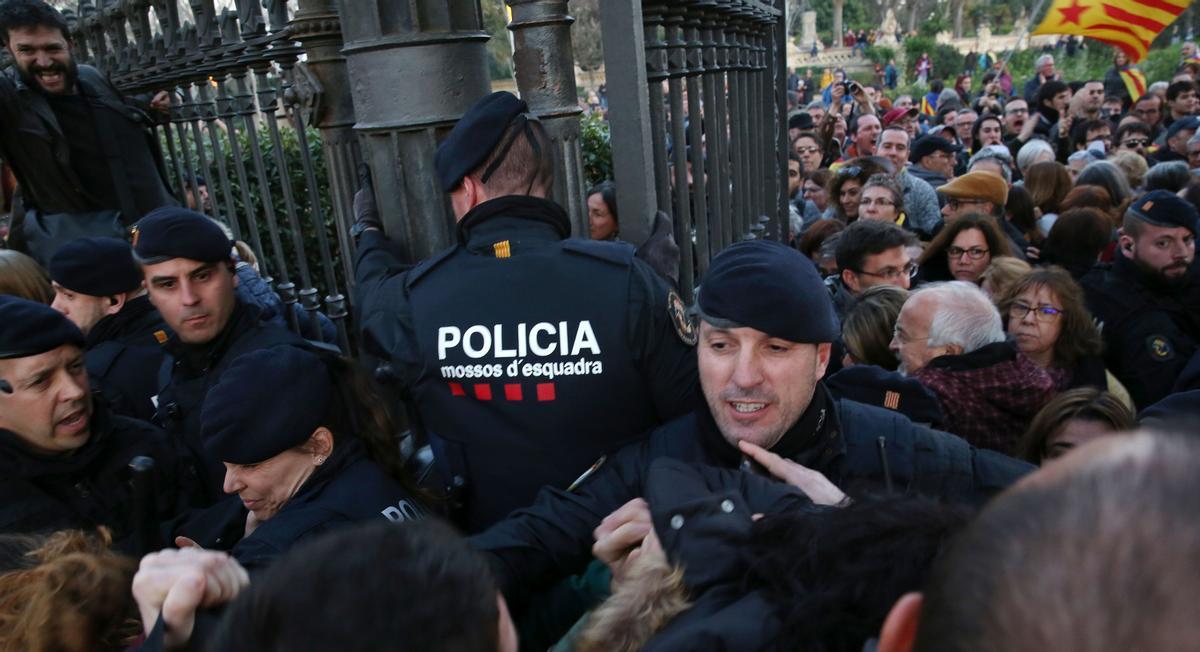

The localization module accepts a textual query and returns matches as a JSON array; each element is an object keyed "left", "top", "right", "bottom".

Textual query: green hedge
[{"left": 164, "top": 122, "right": 344, "bottom": 299}]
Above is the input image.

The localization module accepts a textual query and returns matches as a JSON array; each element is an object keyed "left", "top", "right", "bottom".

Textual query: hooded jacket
[{"left": 911, "top": 341, "right": 1056, "bottom": 455}]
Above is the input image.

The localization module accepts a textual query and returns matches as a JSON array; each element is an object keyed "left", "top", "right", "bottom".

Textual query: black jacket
[
  {"left": 0, "top": 65, "right": 176, "bottom": 223},
  {"left": 154, "top": 301, "right": 308, "bottom": 504},
  {"left": 174, "top": 440, "right": 427, "bottom": 573},
  {"left": 0, "top": 402, "right": 193, "bottom": 552},
  {"left": 355, "top": 195, "right": 699, "bottom": 532},
  {"left": 85, "top": 295, "right": 170, "bottom": 422},
  {"left": 640, "top": 459, "right": 813, "bottom": 651},
  {"left": 1081, "top": 256, "right": 1200, "bottom": 409},
  {"left": 472, "top": 385, "right": 1032, "bottom": 604}
]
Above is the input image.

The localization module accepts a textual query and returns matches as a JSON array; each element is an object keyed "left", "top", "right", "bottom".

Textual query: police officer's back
[
  {"left": 48, "top": 237, "right": 169, "bottom": 421},
  {"left": 354, "top": 92, "right": 699, "bottom": 532},
  {"left": 132, "top": 207, "right": 307, "bottom": 504},
  {"left": 1080, "top": 191, "right": 1200, "bottom": 409}
]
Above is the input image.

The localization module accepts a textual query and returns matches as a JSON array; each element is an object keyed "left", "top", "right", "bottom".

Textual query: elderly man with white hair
[
  {"left": 1016, "top": 139, "right": 1055, "bottom": 179},
  {"left": 891, "top": 282, "right": 1056, "bottom": 455}
]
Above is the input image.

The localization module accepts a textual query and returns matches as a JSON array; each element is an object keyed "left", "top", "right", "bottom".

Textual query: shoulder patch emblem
[
  {"left": 1147, "top": 335, "right": 1175, "bottom": 361},
  {"left": 668, "top": 290, "right": 697, "bottom": 346},
  {"left": 153, "top": 330, "right": 168, "bottom": 345}
]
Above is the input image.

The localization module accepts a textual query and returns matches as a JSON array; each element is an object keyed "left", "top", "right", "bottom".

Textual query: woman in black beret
[{"left": 174, "top": 346, "right": 430, "bottom": 571}]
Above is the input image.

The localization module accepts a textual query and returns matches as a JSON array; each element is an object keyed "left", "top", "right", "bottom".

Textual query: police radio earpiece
[{"left": 0, "top": 379, "right": 12, "bottom": 394}]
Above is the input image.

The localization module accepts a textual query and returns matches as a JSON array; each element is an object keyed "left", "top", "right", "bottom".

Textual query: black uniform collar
[
  {"left": 698, "top": 382, "right": 844, "bottom": 471},
  {"left": 86, "top": 295, "right": 160, "bottom": 349},
  {"left": 166, "top": 300, "right": 260, "bottom": 376},
  {"left": 456, "top": 195, "right": 571, "bottom": 252},
  {"left": 0, "top": 400, "right": 112, "bottom": 480}
]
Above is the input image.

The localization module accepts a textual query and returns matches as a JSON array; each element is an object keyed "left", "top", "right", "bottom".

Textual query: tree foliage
[{"left": 579, "top": 112, "right": 612, "bottom": 188}]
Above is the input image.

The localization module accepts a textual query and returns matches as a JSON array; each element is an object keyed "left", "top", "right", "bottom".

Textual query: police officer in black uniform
[
  {"left": 133, "top": 207, "right": 307, "bottom": 504},
  {"left": 0, "top": 295, "right": 192, "bottom": 548},
  {"left": 353, "top": 91, "right": 699, "bottom": 533},
  {"left": 173, "top": 346, "right": 427, "bottom": 572},
  {"left": 1081, "top": 190, "right": 1200, "bottom": 409},
  {"left": 471, "top": 240, "right": 1033, "bottom": 605},
  {"left": 48, "top": 236, "right": 169, "bottom": 421}
]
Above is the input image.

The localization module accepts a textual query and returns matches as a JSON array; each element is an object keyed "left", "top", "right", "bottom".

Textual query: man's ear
[
  {"left": 815, "top": 342, "right": 833, "bottom": 380},
  {"left": 106, "top": 293, "right": 127, "bottom": 316},
  {"left": 1117, "top": 232, "right": 1135, "bottom": 257},
  {"left": 878, "top": 592, "right": 923, "bottom": 652},
  {"left": 841, "top": 268, "right": 861, "bottom": 294}
]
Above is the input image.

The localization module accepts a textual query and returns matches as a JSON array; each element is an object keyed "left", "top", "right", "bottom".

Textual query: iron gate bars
[{"left": 601, "top": 0, "right": 787, "bottom": 302}]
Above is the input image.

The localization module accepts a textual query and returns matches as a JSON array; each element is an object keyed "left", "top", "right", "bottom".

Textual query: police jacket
[
  {"left": 155, "top": 300, "right": 307, "bottom": 504},
  {"left": 472, "top": 384, "right": 1033, "bottom": 602},
  {"left": 0, "top": 402, "right": 193, "bottom": 551},
  {"left": 355, "top": 195, "right": 699, "bottom": 532},
  {"left": 1081, "top": 255, "right": 1200, "bottom": 409},
  {"left": 0, "top": 65, "right": 175, "bottom": 221},
  {"left": 85, "top": 294, "right": 170, "bottom": 422},
  {"left": 174, "top": 439, "right": 427, "bottom": 572}
]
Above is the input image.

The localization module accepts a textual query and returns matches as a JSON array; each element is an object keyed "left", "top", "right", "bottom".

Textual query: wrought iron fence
[
  {"left": 62, "top": 0, "right": 352, "bottom": 351},
  {"left": 601, "top": 0, "right": 789, "bottom": 302},
  {"left": 60, "top": 0, "right": 788, "bottom": 336}
]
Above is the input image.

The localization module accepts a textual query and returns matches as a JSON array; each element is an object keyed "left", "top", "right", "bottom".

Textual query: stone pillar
[
  {"left": 506, "top": 0, "right": 586, "bottom": 236},
  {"left": 336, "top": 0, "right": 491, "bottom": 262},
  {"left": 291, "top": 0, "right": 362, "bottom": 289},
  {"left": 801, "top": 10, "right": 821, "bottom": 52}
]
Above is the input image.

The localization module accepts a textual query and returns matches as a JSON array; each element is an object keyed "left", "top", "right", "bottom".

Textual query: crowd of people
[{"left": 1, "top": 0, "right": 1199, "bottom": 649}]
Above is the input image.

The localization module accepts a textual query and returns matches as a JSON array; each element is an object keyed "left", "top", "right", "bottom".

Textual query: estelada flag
[
  {"left": 1118, "top": 67, "right": 1147, "bottom": 101},
  {"left": 1032, "top": 0, "right": 1188, "bottom": 62}
]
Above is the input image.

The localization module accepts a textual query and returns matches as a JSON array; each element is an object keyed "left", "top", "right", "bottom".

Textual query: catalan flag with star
[{"left": 1032, "top": 0, "right": 1188, "bottom": 62}]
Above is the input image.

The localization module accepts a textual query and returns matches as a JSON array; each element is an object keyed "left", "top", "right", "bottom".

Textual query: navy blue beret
[
  {"left": 1127, "top": 190, "right": 1199, "bottom": 235},
  {"left": 132, "top": 207, "right": 232, "bottom": 264},
  {"left": 1165, "top": 115, "right": 1199, "bottom": 141},
  {"left": 825, "top": 365, "right": 944, "bottom": 426},
  {"left": 435, "top": 91, "right": 529, "bottom": 191},
  {"left": 49, "top": 237, "right": 143, "bottom": 297},
  {"left": 202, "top": 346, "right": 333, "bottom": 465},
  {"left": 0, "top": 295, "right": 85, "bottom": 359},
  {"left": 698, "top": 240, "right": 838, "bottom": 343}
]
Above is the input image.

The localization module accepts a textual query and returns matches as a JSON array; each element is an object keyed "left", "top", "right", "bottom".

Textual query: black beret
[
  {"left": 1127, "top": 189, "right": 1199, "bottom": 235},
  {"left": 825, "top": 365, "right": 944, "bottom": 426},
  {"left": 788, "top": 111, "right": 814, "bottom": 130},
  {"left": 202, "top": 346, "right": 333, "bottom": 465},
  {"left": 698, "top": 240, "right": 838, "bottom": 343},
  {"left": 1165, "top": 115, "right": 1199, "bottom": 140},
  {"left": 435, "top": 91, "right": 529, "bottom": 192},
  {"left": 49, "top": 237, "right": 143, "bottom": 297},
  {"left": 909, "top": 134, "right": 961, "bottom": 163},
  {"left": 132, "top": 207, "right": 232, "bottom": 265},
  {"left": 0, "top": 295, "right": 85, "bottom": 359}
]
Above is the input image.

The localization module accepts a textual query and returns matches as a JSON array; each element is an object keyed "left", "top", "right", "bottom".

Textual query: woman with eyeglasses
[
  {"left": 997, "top": 267, "right": 1133, "bottom": 409},
  {"left": 917, "top": 213, "right": 1011, "bottom": 283},
  {"left": 825, "top": 158, "right": 888, "bottom": 223},
  {"left": 858, "top": 174, "right": 912, "bottom": 231}
]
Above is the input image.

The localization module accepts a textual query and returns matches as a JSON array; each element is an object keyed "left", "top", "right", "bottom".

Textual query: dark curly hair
[{"left": 747, "top": 496, "right": 973, "bottom": 652}]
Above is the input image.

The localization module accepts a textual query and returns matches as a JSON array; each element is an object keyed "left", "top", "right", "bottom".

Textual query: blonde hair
[
  {"left": 1109, "top": 150, "right": 1149, "bottom": 190},
  {"left": 0, "top": 529, "right": 140, "bottom": 652},
  {"left": 0, "top": 249, "right": 53, "bottom": 303},
  {"left": 979, "top": 256, "right": 1032, "bottom": 300}
]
